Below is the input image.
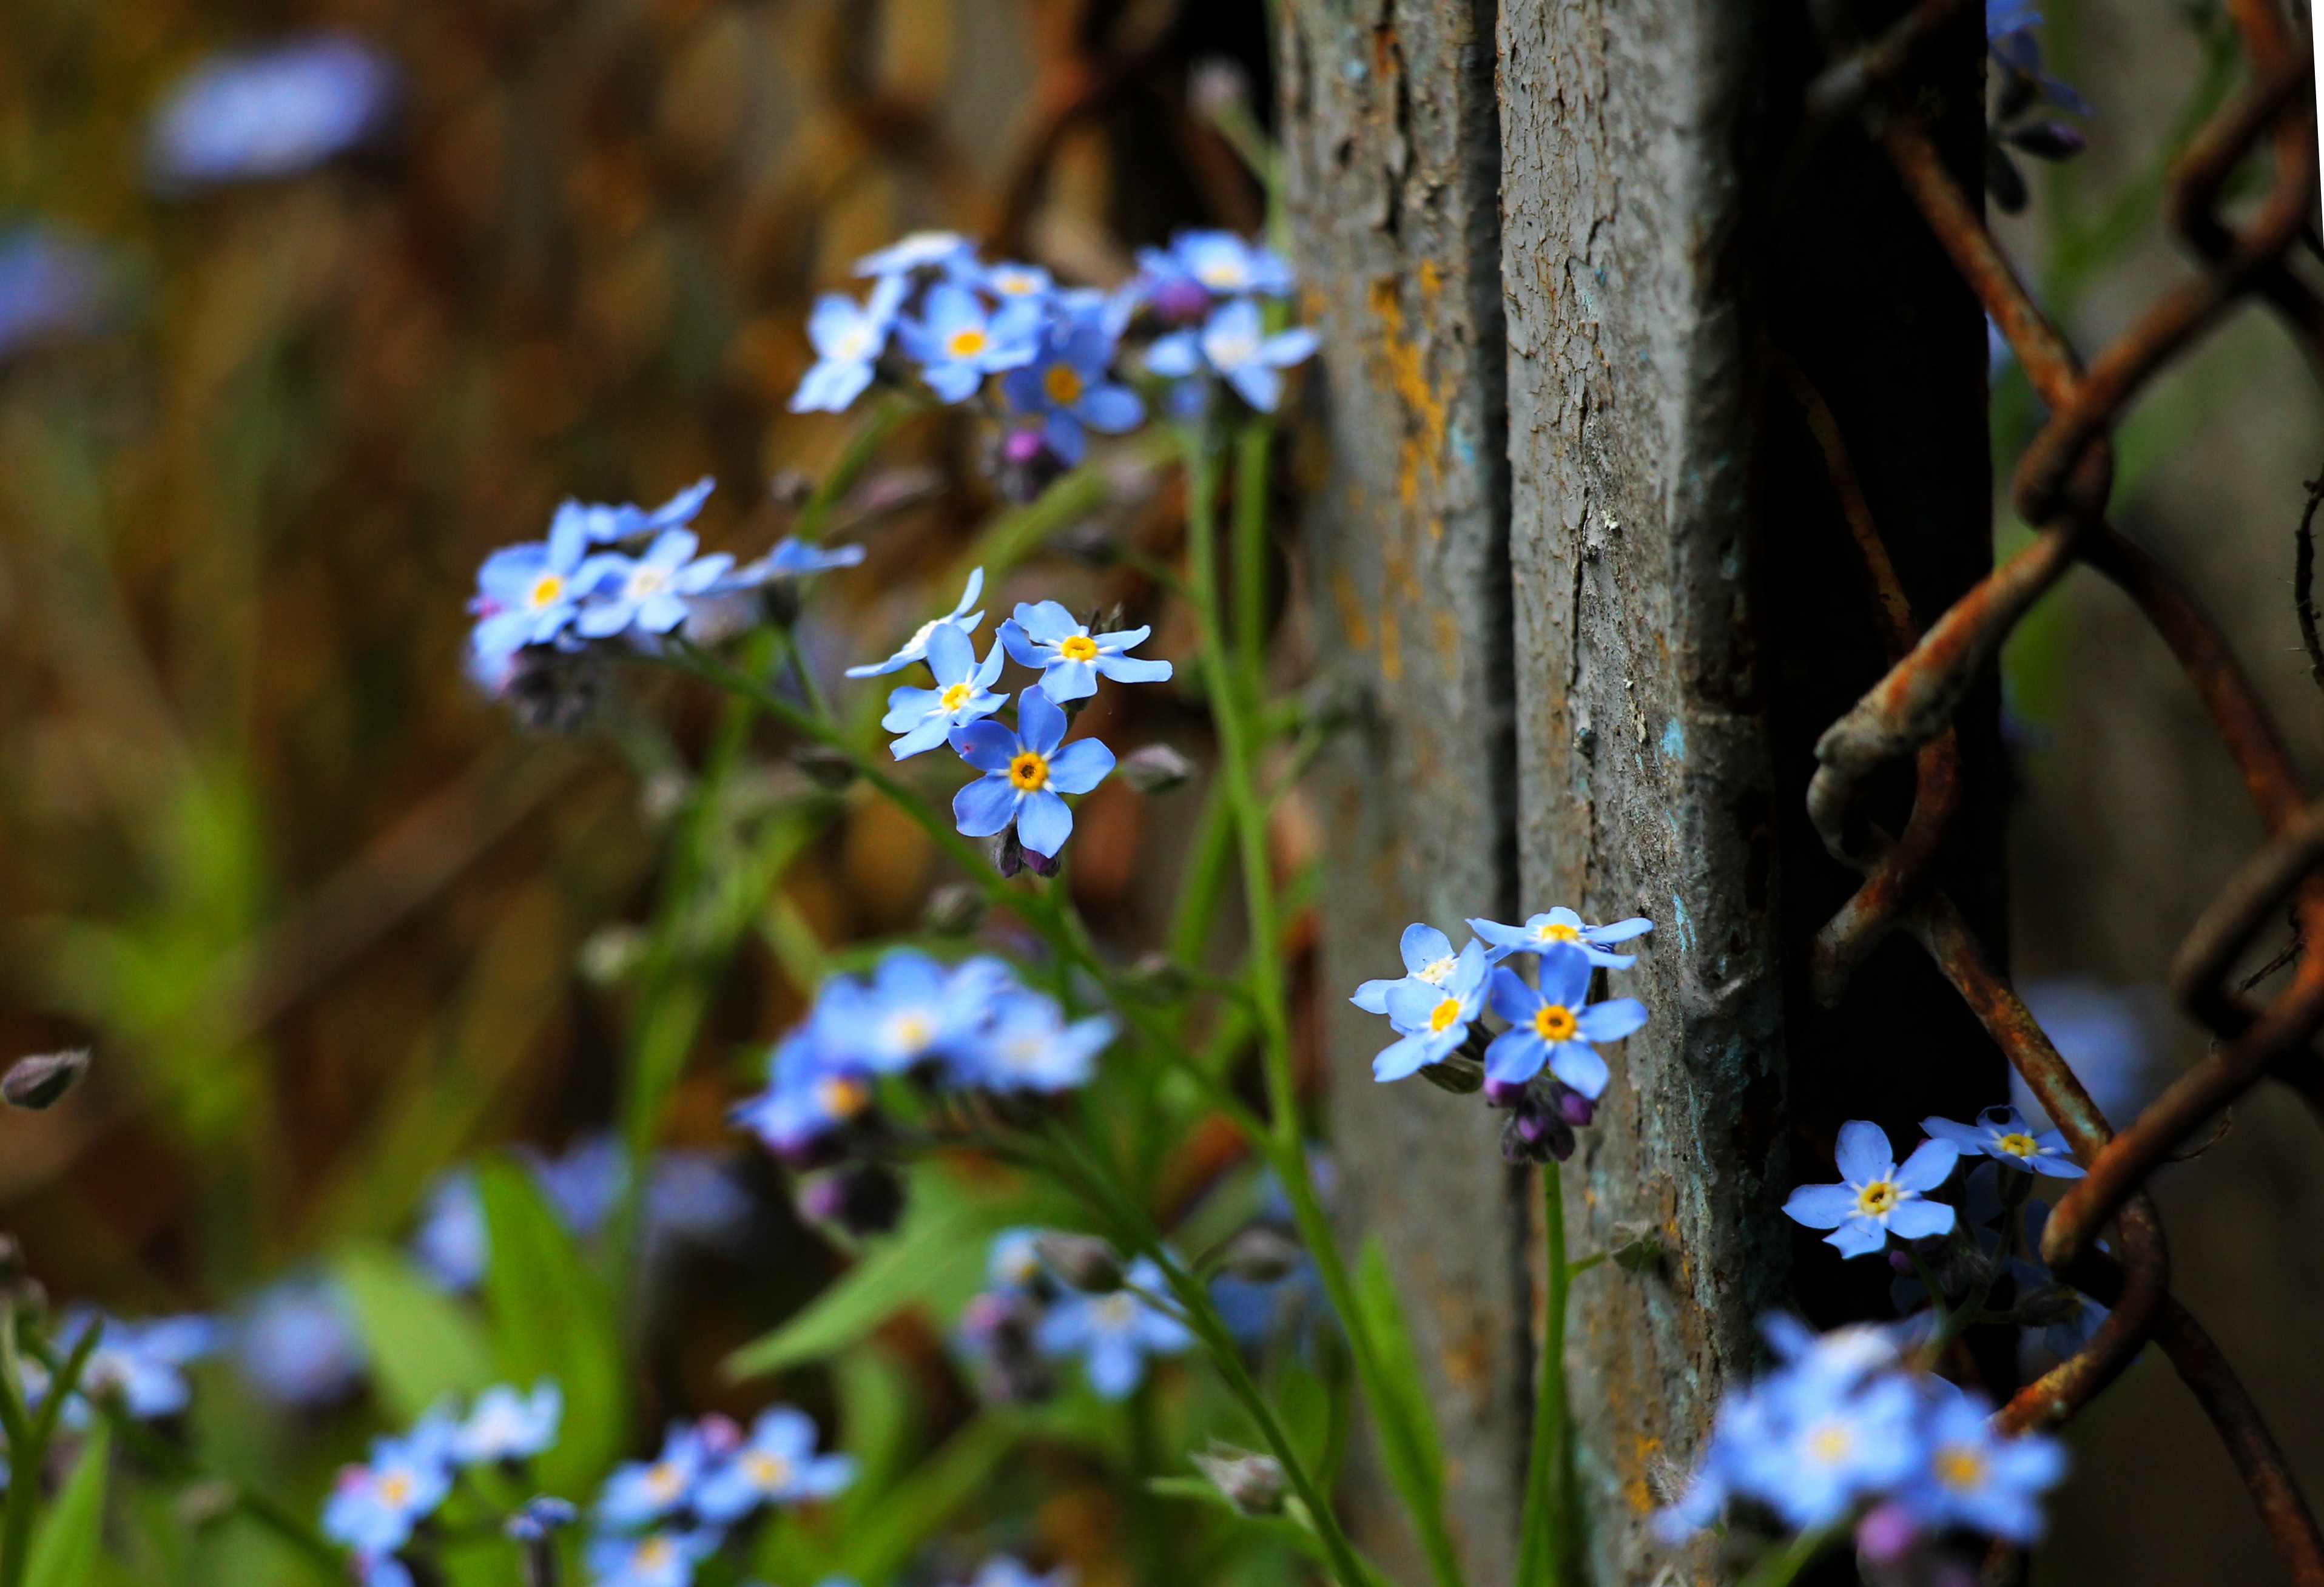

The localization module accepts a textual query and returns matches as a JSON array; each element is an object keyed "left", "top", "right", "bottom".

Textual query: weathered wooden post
[{"left": 1281, "top": 0, "right": 2002, "bottom": 1580}]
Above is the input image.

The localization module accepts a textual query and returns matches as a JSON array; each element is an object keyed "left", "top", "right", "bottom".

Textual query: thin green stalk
[
  {"left": 1738, "top": 1523, "right": 1836, "bottom": 1587},
  {"left": 795, "top": 394, "right": 924, "bottom": 542},
  {"left": 1179, "top": 422, "right": 1467, "bottom": 1587},
  {"left": 2, "top": 1318, "right": 101, "bottom": 1587},
  {"left": 1518, "top": 1165, "right": 1578, "bottom": 1587},
  {"left": 1230, "top": 420, "right": 1273, "bottom": 679}
]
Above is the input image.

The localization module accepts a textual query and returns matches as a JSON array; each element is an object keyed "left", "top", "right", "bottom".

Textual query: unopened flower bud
[
  {"left": 577, "top": 925, "right": 649, "bottom": 987},
  {"left": 1120, "top": 744, "right": 1196, "bottom": 795},
  {"left": 696, "top": 1414, "right": 744, "bottom": 1457},
  {"left": 1855, "top": 1501, "right": 1921, "bottom": 1565},
  {"left": 992, "top": 827, "right": 1060, "bottom": 878},
  {"left": 798, "top": 1163, "right": 904, "bottom": 1237},
  {"left": 769, "top": 469, "right": 815, "bottom": 509},
  {"left": 2006, "top": 120, "right": 2085, "bottom": 161},
  {"left": 1502, "top": 1106, "right": 1575, "bottom": 1165},
  {"left": 989, "top": 426, "right": 1068, "bottom": 505},
  {"left": 923, "top": 882, "right": 986, "bottom": 936},
  {"left": 2, "top": 1048, "right": 89, "bottom": 1111},
  {"left": 1551, "top": 1084, "right": 1594, "bottom": 1127},
  {"left": 504, "top": 649, "right": 606, "bottom": 734},
  {"left": 2012, "top": 1281, "right": 2087, "bottom": 1328},
  {"left": 1188, "top": 58, "right": 1252, "bottom": 123},
  {"left": 1033, "top": 1232, "right": 1125, "bottom": 1293},
  {"left": 1193, "top": 1445, "right": 1285, "bottom": 1516},
  {"left": 504, "top": 1494, "right": 579, "bottom": 1543},
  {"left": 1122, "top": 952, "right": 1191, "bottom": 1003},
  {"left": 793, "top": 744, "right": 858, "bottom": 790},
  {"left": 1483, "top": 1077, "right": 1528, "bottom": 1109},
  {"left": 1216, "top": 1225, "right": 1303, "bottom": 1284}
]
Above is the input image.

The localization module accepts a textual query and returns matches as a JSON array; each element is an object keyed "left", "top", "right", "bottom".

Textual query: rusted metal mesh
[{"left": 1792, "top": 1, "right": 2324, "bottom": 1579}]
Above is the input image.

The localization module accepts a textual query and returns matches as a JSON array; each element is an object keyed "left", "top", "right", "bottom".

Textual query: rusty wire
[{"left": 1790, "top": 0, "right": 2324, "bottom": 1578}]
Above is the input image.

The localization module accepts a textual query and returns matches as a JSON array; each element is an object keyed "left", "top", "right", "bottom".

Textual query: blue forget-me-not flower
[
  {"left": 964, "top": 991, "right": 1115, "bottom": 1093},
  {"left": 574, "top": 528, "right": 734, "bottom": 640},
  {"left": 1371, "top": 940, "right": 1490, "bottom": 1082},
  {"left": 999, "top": 600, "right": 1173, "bottom": 703},
  {"left": 470, "top": 510, "right": 593, "bottom": 659},
  {"left": 821, "top": 949, "right": 1008, "bottom": 1074},
  {"left": 1000, "top": 312, "right": 1145, "bottom": 465},
  {"left": 1482, "top": 945, "right": 1649, "bottom": 1096},
  {"left": 881, "top": 621, "right": 1007, "bottom": 758},
  {"left": 55, "top": 1310, "right": 219, "bottom": 1423},
  {"left": 856, "top": 231, "right": 975, "bottom": 278},
  {"left": 322, "top": 1417, "right": 456, "bottom": 1556},
  {"left": 1034, "top": 1256, "right": 1191, "bottom": 1399},
  {"left": 1467, "top": 906, "right": 1655, "bottom": 969},
  {"left": 846, "top": 567, "right": 986, "bottom": 677},
  {"left": 903, "top": 284, "right": 1042, "bottom": 403},
  {"left": 1350, "top": 923, "right": 1472, "bottom": 1015},
  {"left": 235, "top": 1275, "right": 366, "bottom": 1408},
  {"left": 597, "top": 1421, "right": 713, "bottom": 1531},
  {"left": 1922, "top": 1105, "right": 2083, "bottom": 1178},
  {"left": 0, "top": 227, "right": 108, "bottom": 362},
  {"left": 585, "top": 1529, "right": 721, "bottom": 1587},
  {"left": 1891, "top": 1384, "right": 2066, "bottom": 1543},
  {"left": 149, "top": 33, "right": 396, "bottom": 187},
  {"left": 693, "top": 1405, "right": 857, "bottom": 1523},
  {"left": 1784, "top": 1121, "right": 1960, "bottom": 1258},
  {"left": 950, "top": 687, "right": 1117, "bottom": 858},
  {"left": 451, "top": 1380, "right": 562, "bottom": 1466},
  {"left": 730, "top": 1032, "right": 877, "bottom": 1164},
  {"left": 1147, "top": 297, "right": 1318, "bottom": 414},
  {"left": 792, "top": 275, "right": 908, "bottom": 414}
]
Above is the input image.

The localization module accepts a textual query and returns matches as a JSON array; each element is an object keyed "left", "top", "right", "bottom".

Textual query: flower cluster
[
  {"left": 36, "top": 1310, "right": 218, "bottom": 1426},
  {"left": 1351, "top": 908, "right": 1653, "bottom": 1162},
  {"left": 954, "top": 1231, "right": 1192, "bottom": 1403},
  {"left": 1657, "top": 1317, "right": 2066, "bottom": 1560},
  {"left": 588, "top": 1409, "right": 855, "bottom": 1585},
  {"left": 732, "top": 951, "right": 1115, "bottom": 1232},
  {"left": 322, "top": 1381, "right": 563, "bottom": 1584},
  {"left": 1984, "top": 0, "right": 2090, "bottom": 213},
  {"left": 790, "top": 229, "right": 1314, "bottom": 491}
]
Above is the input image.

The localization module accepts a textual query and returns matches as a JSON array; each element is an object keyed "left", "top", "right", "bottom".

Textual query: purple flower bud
[
  {"left": 989, "top": 425, "right": 1069, "bottom": 504},
  {"left": 1150, "top": 277, "right": 1211, "bottom": 326},
  {"left": 798, "top": 1163, "right": 904, "bottom": 1236},
  {"left": 1854, "top": 1500, "right": 1921, "bottom": 1563},
  {"left": 2006, "top": 120, "right": 2086, "bottom": 161},
  {"left": 1483, "top": 1077, "right": 1528, "bottom": 1110},
  {"left": 1552, "top": 1085, "right": 1595, "bottom": 1127}
]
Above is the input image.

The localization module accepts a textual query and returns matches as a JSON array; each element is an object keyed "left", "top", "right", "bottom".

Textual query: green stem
[
  {"left": 1231, "top": 421, "right": 1273, "bottom": 679},
  {"left": 795, "top": 394, "right": 923, "bottom": 543},
  {"left": 2, "top": 1318, "right": 101, "bottom": 1587},
  {"left": 1738, "top": 1523, "right": 1837, "bottom": 1587},
  {"left": 1518, "top": 1166, "right": 1578, "bottom": 1587}
]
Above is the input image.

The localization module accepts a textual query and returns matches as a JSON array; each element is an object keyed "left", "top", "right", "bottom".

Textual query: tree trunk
[{"left": 1283, "top": 0, "right": 2002, "bottom": 1582}]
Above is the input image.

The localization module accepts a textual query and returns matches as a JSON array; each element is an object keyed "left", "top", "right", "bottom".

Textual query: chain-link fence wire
[{"left": 1783, "top": 0, "right": 2324, "bottom": 1579}]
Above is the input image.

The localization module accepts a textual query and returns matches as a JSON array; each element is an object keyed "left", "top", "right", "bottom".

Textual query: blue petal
[
  {"left": 1015, "top": 789, "right": 1073, "bottom": 856},
  {"left": 1078, "top": 384, "right": 1144, "bottom": 433},
  {"left": 1586, "top": 916, "right": 1655, "bottom": 945},
  {"left": 1833, "top": 1120, "right": 1896, "bottom": 1185},
  {"left": 1486, "top": 966, "right": 1539, "bottom": 1022},
  {"left": 1399, "top": 923, "right": 1455, "bottom": 969},
  {"left": 1372, "top": 1032, "right": 1437, "bottom": 1082},
  {"left": 1017, "top": 687, "right": 1066, "bottom": 755},
  {"left": 1015, "top": 601, "right": 1081, "bottom": 642},
  {"left": 953, "top": 775, "right": 1022, "bottom": 838},
  {"left": 1782, "top": 1182, "right": 1859, "bottom": 1229},
  {"left": 1145, "top": 332, "right": 1200, "bottom": 377},
  {"left": 1547, "top": 1041, "right": 1609, "bottom": 1099},
  {"left": 1885, "top": 1199, "right": 1955, "bottom": 1240},
  {"left": 1483, "top": 1029, "right": 1546, "bottom": 1085},
  {"left": 888, "top": 717, "right": 952, "bottom": 759},
  {"left": 1224, "top": 362, "right": 1283, "bottom": 413},
  {"left": 1538, "top": 942, "right": 1592, "bottom": 1006},
  {"left": 924, "top": 619, "right": 975, "bottom": 683},
  {"left": 1826, "top": 1218, "right": 1890, "bottom": 1258},
  {"left": 1893, "top": 1137, "right": 1960, "bottom": 1192},
  {"left": 1095, "top": 653, "right": 1172, "bottom": 685},
  {"left": 1039, "top": 657, "right": 1100, "bottom": 701},
  {"left": 1575, "top": 997, "right": 1646, "bottom": 1043},
  {"left": 951, "top": 719, "right": 1020, "bottom": 772},
  {"left": 1045, "top": 738, "right": 1116, "bottom": 795},
  {"left": 999, "top": 619, "right": 1045, "bottom": 669},
  {"left": 881, "top": 686, "right": 941, "bottom": 732},
  {"left": 1350, "top": 977, "right": 1400, "bottom": 1015},
  {"left": 1043, "top": 410, "right": 1088, "bottom": 465}
]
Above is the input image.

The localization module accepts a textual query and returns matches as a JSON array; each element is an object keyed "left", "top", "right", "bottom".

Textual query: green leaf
[
  {"left": 724, "top": 1184, "right": 1003, "bottom": 1381},
  {"left": 834, "top": 1413, "right": 1018, "bottom": 1587},
  {"left": 26, "top": 1423, "right": 109, "bottom": 1587},
  {"left": 834, "top": 1345, "right": 918, "bottom": 1508},
  {"left": 475, "top": 1154, "right": 627, "bottom": 1494},
  {"left": 331, "top": 1242, "right": 496, "bottom": 1421},
  {"left": 1352, "top": 1238, "right": 1446, "bottom": 1519}
]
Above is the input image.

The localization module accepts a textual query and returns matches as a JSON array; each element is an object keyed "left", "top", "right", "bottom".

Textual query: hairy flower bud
[
  {"left": 988, "top": 426, "right": 1068, "bottom": 505},
  {"left": 921, "top": 881, "right": 986, "bottom": 936},
  {"left": 1551, "top": 1083, "right": 1594, "bottom": 1128},
  {"left": 1121, "top": 952, "right": 1191, "bottom": 1003},
  {"left": 1215, "top": 1225, "right": 1303, "bottom": 1284},
  {"left": 1032, "top": 1232, "right": 1125, "bottom": 1293},
  {"left": 1120, "top": 743, "right": 1196, "bottom": 795},
  {"left": 2, "top": 1048, "right": 90, "bottom": 1111},
  {"left": 769, "top": 469, "right": 815, "bottom": 510},
  {"left": 793, "top": 744, "right": 858, "bottom": 790},
  {"left": 993, "top": 827, "right": 1062, "bottom": 880},
  {"left": 1193, "top": 1444, "right": 1285, "bottom": 1516},
  {"left": 1416, "top": 1055, "right": 1484, "bottom": 1094}
]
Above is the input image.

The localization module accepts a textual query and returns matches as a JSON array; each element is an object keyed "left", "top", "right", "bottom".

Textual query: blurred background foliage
[{"left": 0, "top": 0, "right": 1282, "bottom": 1580}]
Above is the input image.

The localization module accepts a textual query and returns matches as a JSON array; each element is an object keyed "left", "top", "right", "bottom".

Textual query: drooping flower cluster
[
  {"left": 589, "top": 1408, "right": 855, "bottom": 1585},
  {"left": 954, "top": 1230, "right": 1191, "bottom": 1403},
  {"left": 789, "top": 229, "right": 1315, "bottom": 491},
  {"left": 732, "top": 951, "right": 1116, "bottom": 1233},
  {"left": 322, "top": 1381, "right": 563, "bottom": 1583},
  {"left": 1351, "top": 908, "right": 1653, "bottom": 1162},
  {"left": 1657, "top": 1317, "right": 2066, "bottom": 1558}
]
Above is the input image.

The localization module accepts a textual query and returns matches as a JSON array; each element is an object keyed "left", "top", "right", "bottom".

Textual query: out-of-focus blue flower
[
  {"left": 1467, "top": 906, "right": 1654, "bottom": 969},
  {"left": 1146, "top": 297, "right": 1317, "bottom": 413},
  {"left": 322, "top": 1417, "right": 455, "bottom": 1555},
  {"left": 0, "top": 227, "right": 108, "bottom": 362},
  {"left": 357, "top": 1554, "right": 415, "bottom": 1587},
  {"left": 527, "top": 1134, "right": 627, "bottom": 1240},
  {"left": 2013, "top": 978, "right": 2157, "bottom": 1131},
  {"left": 822, "top": 950, "right": 1011, "bottom": 1074},
  {"left": 598, "top": 1423, "right": 713, "bottom": 1531},
  {"left": 965, "top": 990, "right": 1114, "bottom": 1093},
  {"left": 1143, "top": 231, "right": 1294, "bottom": 302},
  {"left": 979, "top": 261, "right": 1055, "bottom": 305},
  {"left": 504, "top": 1494, "right": 579, "bottom": 1542},
  {"left": 1922, "top": 1105, "right": 2083, "bottom": 1179},
  {"left": 792, "top": 276, "right": 908, "bottom": 414},
  {"left": 999, "top": 601, "right": 1172, "bottom": 703},
  {"left": 584, "top": 1529, "right": 721, "bottom": 1587},
  {"left": 235, "top": 1275, "right": 365, "bottom": 1408},
  {"left": 1371, "top": 940, "right": 1490, "bottom": 1082},
  {"left": 554, "top": 477, "right": 716, "bottom": 548},
  {"left": 149, "top": 33, "right": 396, "bottom": 187},
  {"left": 949, "top": 688, "right": 1117, "bottom": 858},
  {"left": 574, "top": 530, "right": 733, "bottom": 640},
  {"left": 988, "top": 1228, "right": 1046, "bottom": 1292},
  {"left": 1986, "top": 1, "right": 2092, "bottom": 116},
  {"left": 451, "top": 1380, "right": 561, "bottom": 1465},
  {"left": 1481, "top": 946, "right": 1649, "bottom": 1096},
  {"left": 901, "top": 284, "right": 1041, "bottom": 403},
  {"left": 470, "top": 511, "right": 593, "bottom": 659},
  {"left": 1000, "top": 314, "right": 1144, "bottom": 465},
  {"left": 55, "top": 1310, "right": 218, "bottom": 1423},
  {"left": 413, "top": 1168, "right": 487, "bottom": 1292},
  {"left": 846, "top": 567, "right": 986, "bottom": 678},
  {"left": 729, "top": 537, "right": 866, "bottom": 584},
  {"left": 693, "top": 1406, "right": 857, "bottom": 1523},
  {"left": 731, "top": 1033, "right": 878, "bottom": 1164},
  {"left": 1350, "top": 923, "right": 1471, "bottom": 1015},
  {"left": 1034, "top": 1256, "right": 1190, "bottom": 1399},
  {"left": 856, "top": 231, "right": 975, "bottom": 278},
  {"left": 1783, "top": 1122, "right": 1959, "bottom": 1259},
  {"left": 1891, "top": 1385, "right": 2066, "bottom": 1542},
  {"left": 881, "top": 621, "right": 1007, "bottom": 758},
  {"left": 646, "top": 1151, "right": 754, "bottom": 1255}
]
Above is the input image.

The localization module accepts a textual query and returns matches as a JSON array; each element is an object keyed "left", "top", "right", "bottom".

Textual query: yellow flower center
[
  {"left": 1196, "top": 260, "right": 1244, "bottom": 289},
  {"left": 887, "top": 1012, "right": 933, "bottom": 1052},
  {"left": 1539, "top": 922, "right": 1582, "bottom": 943},
  {"left": 636, "top": 1538, "right": 674, "bottom": 1568},
  {"left": 1855, "top": 1179, "right": 1901, "bottom": 1218},
  {"left": 1009, "top": 751, "right": 1049, "bottom": 791},
  {"left": 1059, "top": 633, "right": 1099, "bottom": 662},
  {"left": 527, "top": 573, "right": 565, "bottom": 609},
  {"left": 645, "top": 1461, "right": 684, "bottom": 1498},
  {"left": 378, "top": 1471, "right": 414, "bottom": 1506},
  {"left": 994, "top": 270, "right": 1039, "bottom": 295},
  {"left": 1934, "top": 1444, "right": 1987, "bottom": 1492},
  {"left": 1093, "top": 1293, "right": 1139, "bottom": 1329},
  {"left": 940, "top": 682, "right": 972, "bottom": 711},
  {"left": 815, "top": 1075, "right": 869, "bottom": 1119},
  {"left": 1427, "top": 997, "right": 1463, "bottom": 1034},
  {"left": 1807, "top": 1421, "right": 1853, "bottom": 1465},
  {"left": 1996, "top": 1131, "right": 2038, "bottom": 1159},
  {"left": 744, "top": 1450, "right": 793, "bottom": 1488},
  {"left": 1044, "top": 364, "right": 1085, "bottom": 405},
  {"left": 946, "top": 326, "right": 988, "bottom": 359},
  {"left": 1415, "top": 955, "right": 1457, "bottom": 985},
  {"left": 1532, "top": 1004, "right": 1578, "bottom": 1042}
]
